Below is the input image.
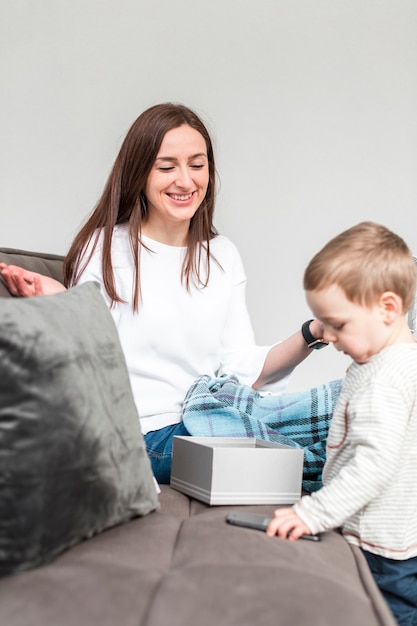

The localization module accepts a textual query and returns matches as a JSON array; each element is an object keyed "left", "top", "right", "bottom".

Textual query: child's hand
[{"left": 266, "top": 507, "right": 311, "bottom": 540}]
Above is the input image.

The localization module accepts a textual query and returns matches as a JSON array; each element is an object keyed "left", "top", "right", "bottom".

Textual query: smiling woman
[
  {"left": 64, "top": 103, "right": 218, "bottom": 307},
  {"left": 0, "top": 102, "right": 340, "bottom": 485}
]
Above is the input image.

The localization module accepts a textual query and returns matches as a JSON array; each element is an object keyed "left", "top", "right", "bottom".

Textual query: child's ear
[{"left": 379, "top": 291, "right": 403, "bottom": 323}]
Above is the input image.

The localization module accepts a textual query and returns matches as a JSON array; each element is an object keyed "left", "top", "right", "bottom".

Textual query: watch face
[{"left": 309, "top": 338, "right": 329, "bottom": 350}]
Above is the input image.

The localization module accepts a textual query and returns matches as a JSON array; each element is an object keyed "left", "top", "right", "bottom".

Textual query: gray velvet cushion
[{"left": 0, "top": 282, "right": 158, "bottom": 577}]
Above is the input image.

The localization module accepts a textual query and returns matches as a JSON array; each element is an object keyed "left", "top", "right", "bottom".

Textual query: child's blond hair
[{"left": 304, "top": 221, "right": 417, "bottom": 311}]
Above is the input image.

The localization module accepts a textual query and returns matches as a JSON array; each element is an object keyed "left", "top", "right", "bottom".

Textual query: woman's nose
[{"left": 175, "top": 167, "right": 192, "bottom": 188}]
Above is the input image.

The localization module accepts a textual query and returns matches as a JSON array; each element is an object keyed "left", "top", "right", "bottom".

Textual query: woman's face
[{"left": 144, "top": 125, "right": 209, "bottom": 231}]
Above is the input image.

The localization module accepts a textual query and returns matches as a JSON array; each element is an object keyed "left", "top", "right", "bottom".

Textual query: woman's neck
[{"left": 141, "top": 221, "right": 189, "bottom": 247}]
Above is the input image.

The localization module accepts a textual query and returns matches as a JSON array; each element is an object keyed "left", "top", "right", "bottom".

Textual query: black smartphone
[{"left": 226, "top": 511, "right": 321, "bottom": 541}]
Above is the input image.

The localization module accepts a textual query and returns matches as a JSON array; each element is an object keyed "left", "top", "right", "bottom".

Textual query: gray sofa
[{"left": 0, "top": 248, "right": 396, "bottom": 626}]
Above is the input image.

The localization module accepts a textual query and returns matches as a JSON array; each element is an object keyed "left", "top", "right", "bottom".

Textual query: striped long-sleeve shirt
[{"left": 294, "top": 342, "right": 417, "bottom": 559}]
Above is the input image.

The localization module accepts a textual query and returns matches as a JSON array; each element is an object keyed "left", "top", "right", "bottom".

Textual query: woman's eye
[
  {"left": 190, "top": 164, "right": 204, "bottom": 169},
  {"left": 158, "top": 166, "right": 174, "bottom": 172}
]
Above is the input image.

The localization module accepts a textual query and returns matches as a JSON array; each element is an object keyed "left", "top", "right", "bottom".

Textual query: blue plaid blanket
[{"left": 182, "top": 374, "right": 342, "bottom": 492}]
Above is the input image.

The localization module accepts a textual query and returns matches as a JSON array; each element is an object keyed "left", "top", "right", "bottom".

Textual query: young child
[{"left": 267, "top": 221, "right": 417, "bottom": 626}]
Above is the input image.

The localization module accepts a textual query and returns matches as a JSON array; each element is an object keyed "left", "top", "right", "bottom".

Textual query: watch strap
[{"left": 301, "top": 319, "right": 328, "bottom": 349}]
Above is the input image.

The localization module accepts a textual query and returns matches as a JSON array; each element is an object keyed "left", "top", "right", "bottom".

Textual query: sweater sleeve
[{"left": 71, "top": 233, "right": 122, "bottom": 327}]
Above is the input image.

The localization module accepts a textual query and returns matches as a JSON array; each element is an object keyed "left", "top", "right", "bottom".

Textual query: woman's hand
[
  {"left": 0, "top": 263, "right": 66, "bottom": 297},
  {"left": 309, "top": 319, "right": 325, "bottom": 341},
  {"left": 266, "top": 506, "right": 311, "bottom": 540}
]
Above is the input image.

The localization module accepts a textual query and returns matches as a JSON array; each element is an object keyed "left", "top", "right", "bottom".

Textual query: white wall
[{"left": 1, "top": 0, "right": 416, "bottom": 390}]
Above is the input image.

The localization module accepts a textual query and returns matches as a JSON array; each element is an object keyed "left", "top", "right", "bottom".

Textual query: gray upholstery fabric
[
  {"left": 0, "top": 282, "right": 158, "bottom": 576},
  {"left": 0, "top": 487, "right": 396, "bottom": 626}
]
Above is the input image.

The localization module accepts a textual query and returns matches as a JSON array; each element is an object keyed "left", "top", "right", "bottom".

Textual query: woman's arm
[
  {"left": 252, "top": 319, "right": 325, "bottom": 389},
  {"left": 0, "top": 263, "right": 66, "bottom": 296}
]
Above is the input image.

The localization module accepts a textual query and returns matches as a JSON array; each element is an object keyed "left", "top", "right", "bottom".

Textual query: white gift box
[{"left": 170, "top": 436, "right": 304, "bottom": 505}]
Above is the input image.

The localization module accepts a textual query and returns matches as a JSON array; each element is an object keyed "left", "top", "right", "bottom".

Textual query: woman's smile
[{"left": 167, "top": 192, "right": 195, "bottom": 203}]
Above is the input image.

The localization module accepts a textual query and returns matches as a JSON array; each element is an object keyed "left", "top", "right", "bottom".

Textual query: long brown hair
[{"left": 63, "top": 103, "right": 218, "bottom": 309}]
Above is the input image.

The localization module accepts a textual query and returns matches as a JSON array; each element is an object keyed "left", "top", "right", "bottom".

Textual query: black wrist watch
[{"left": 301, "top": 319, "right": 328, "bottom": 350}]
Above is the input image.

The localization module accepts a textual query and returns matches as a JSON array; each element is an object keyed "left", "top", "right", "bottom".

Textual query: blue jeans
[
  {"left": 144, "top": 422, "right": 191, "bottom": 484},
  {"left": 363, "top": 550, "right": 417, "bottom": 625}
]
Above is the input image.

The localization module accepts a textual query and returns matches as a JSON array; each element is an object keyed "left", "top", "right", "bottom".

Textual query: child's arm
[{"left": 274, "top": 381, "right": 409, "bottom": 537}]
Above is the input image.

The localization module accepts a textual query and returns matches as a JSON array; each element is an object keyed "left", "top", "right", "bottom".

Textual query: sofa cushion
[
  {"left": 0, "top": 496, "right": 396, "bottom": 626},
  {"left": 0, "top": 281, "right": 158, "bottom": 577}
]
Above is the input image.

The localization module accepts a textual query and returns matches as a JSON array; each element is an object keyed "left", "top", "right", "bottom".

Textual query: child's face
[{"left": 306, "top": 285, "right": 391, "bottom": 364}]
